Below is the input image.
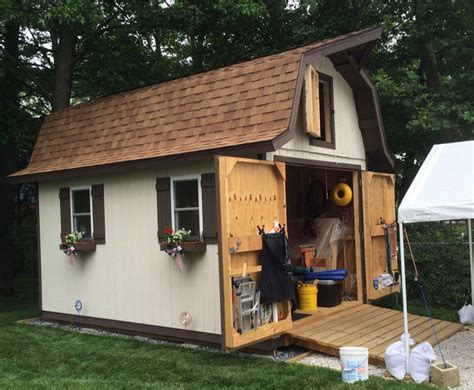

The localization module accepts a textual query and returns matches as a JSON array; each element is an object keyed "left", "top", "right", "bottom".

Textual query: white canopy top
[{"left": 398, "top": 140, "right": 474, "bottom": 223}]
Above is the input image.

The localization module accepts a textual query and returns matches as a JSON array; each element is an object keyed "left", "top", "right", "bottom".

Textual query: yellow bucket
[{"left": 298, "top": 283, "right": 318, "bottom": 311}]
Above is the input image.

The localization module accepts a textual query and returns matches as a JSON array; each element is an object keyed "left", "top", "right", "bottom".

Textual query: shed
[{"left": 12, "top": 27, "right": 447, "bottom": 356}]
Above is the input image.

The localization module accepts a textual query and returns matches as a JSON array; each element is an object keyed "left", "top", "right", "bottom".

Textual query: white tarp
[{"left": 398, "top": 140, "right": 474, "bottom": 223}]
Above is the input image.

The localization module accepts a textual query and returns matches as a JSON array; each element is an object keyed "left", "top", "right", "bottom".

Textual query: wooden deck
[{"left": 285, "top": 303, "right": 464, "bottom": 366}]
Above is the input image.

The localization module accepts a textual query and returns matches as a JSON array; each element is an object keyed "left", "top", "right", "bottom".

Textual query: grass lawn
[{"left": 0, "top": 279, "right": 434, "bottom": 389}]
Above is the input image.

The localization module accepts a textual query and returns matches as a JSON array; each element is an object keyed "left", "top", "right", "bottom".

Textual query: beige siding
[
  {"left": 270, "top": 56, "right": 367, "bottom": 169},
  {"left": 39, "top": 160, "right": 221, "bottom": 335}
]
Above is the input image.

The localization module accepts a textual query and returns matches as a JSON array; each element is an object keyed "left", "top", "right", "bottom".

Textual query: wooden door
[
  {"left": 361, "top": 171, "right": 399, "bottom": 301},
  {"left": 216, "top": 156, "right": 292, "bottom": 350}
]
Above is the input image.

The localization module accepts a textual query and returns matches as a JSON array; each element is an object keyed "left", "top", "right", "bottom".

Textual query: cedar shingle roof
[{"left": 11, "top": 28, "right": 380, "bottom": 179}]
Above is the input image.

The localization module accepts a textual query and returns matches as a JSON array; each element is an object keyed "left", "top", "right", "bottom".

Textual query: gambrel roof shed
[{"left": 11, "top": 26, "right": 393, "bottom": 182}]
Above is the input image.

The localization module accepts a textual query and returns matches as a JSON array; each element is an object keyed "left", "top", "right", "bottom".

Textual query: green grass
[
  {"left": 372, "top": 293, "right": 459, "bottom": 322},
  {"left": 0, "top": 279, "right": 433, "bottom": 389}
]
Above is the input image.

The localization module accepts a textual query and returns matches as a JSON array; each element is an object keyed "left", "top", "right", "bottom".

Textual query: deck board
[{"left": 286, "top": 304, "right": 464, "bottom": 366}]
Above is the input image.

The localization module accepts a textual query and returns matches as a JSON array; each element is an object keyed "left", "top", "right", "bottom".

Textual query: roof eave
[{"left": 8, "top": 140, "right": 277, "bottom": 184}]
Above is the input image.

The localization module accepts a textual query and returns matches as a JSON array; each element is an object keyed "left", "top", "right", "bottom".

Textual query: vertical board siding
[
  {"left": 39, "top": 161, "right": 221, "bottom": 335},
  {"left": 271, "top": 56, "right": 367, "bottom": 169}
]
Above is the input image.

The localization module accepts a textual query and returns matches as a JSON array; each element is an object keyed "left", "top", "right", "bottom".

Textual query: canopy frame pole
[
  {"left": 399, "top": 221, "right": 410, "bottom": 370},
  {"left": 469, "top": 219, "right": 473, "bottom": 305}
]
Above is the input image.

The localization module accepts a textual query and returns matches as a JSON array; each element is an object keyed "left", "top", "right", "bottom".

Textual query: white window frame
[
  {"left": 170, "top": 175, "right": 203, "bottom": 240},
  {"left": 70, "top": 186, "right": 94, "bottom": 237}
]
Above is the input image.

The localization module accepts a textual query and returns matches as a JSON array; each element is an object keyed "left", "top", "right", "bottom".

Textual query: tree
[{"left": 0, "top": 14, "right": 20, "bottom": 295}]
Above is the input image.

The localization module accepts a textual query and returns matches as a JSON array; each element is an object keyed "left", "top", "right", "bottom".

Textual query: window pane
[
  {"left": 174, "top": 180, "right": 198, "bottom": 208},
  {"left": 318, "top": 82, "right": 326, "bottom": 139},
  {"left": 73, "top": 189, "right": 91, "bottom": 213},
  {"left": 74, "top": 215, "right": 92, "bottom": 238},
  {"left": 175, "top": 210, "right": 200, "bottom": 240}
]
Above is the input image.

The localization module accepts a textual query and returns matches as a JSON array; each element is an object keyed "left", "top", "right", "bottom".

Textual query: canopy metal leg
[
  {"left": 399, "top": 221, "right": 410, "bottom": 370},
  {"left": 468, "top": 219, "right": 473, "bottom": 305}
]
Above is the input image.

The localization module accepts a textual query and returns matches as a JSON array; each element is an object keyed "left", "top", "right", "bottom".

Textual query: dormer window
[{"left": 304, "top": 65, "right": 335, "bottom": 148}]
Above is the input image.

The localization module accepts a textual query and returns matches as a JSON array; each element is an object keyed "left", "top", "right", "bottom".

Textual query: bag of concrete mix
[
  {"left": 385, "top": 342, "right": 407, "bottom": 380},
  {"left": 458, "top": 304, "right": 474, "bottom": 324},
  {"left": 408, "top": 342, "right": 437, "bottom": 383},
  {"left": 385, "top": 334, "right": 414, "bottom": 380}
]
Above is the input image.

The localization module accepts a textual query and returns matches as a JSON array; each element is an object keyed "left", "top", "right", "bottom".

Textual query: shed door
[
  {"left": 361, "top": 171, "right": 399, "bottom": 300},
  {"left": 216, "top": 156, "right": 292, "bottom": 351}
]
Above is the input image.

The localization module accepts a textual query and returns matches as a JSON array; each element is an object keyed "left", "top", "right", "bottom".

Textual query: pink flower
[{"left": 164, "top": 227, "right": 174, "bottom": 235}]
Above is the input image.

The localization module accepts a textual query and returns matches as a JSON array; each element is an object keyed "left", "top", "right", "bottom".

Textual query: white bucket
[{"left": 339, "top": 346, "right": 369, "bottom": 383}]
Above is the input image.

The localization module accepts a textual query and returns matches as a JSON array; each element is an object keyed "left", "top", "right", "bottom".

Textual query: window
[
  {"left": 316, "top": 74, "right": 333, "bottom": 144},
  {"left": 304, "top": 65, "right": 335, "bottom": 148},
  {"left": 171, "top": 176, "right": 202, "bottom": 240},
  {"left": 71, "top": 187, "right": 93, "bottom": 238}
]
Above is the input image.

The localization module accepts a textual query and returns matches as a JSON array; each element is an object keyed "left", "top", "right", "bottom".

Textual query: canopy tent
[
  {"left": 399, "top": 140, "right": 474, "bottom": 223},
  {"left": 397, "top": 140, "right": 474, "bottom": 369}
]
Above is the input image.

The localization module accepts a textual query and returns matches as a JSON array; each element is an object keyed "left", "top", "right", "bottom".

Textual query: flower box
[
  {"left": 160, "top": 241, "right": 206, "bottom": 253},
  {"left": 60, "top": 241, "right": 96, "bottom": 253}
]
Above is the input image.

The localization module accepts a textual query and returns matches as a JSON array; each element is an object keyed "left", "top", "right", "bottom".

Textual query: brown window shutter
[
  {"left": 201, "top": 173, "right": 217, "bottom": 244},
  {"left": 59, "top": 187, "right": 71, "bottom": 241},
  {"left": 156, "top": 177, "right": 172, "bottom": 241},
  {"left": 91, "top": 184, "right": 106, "bottom": 244}
]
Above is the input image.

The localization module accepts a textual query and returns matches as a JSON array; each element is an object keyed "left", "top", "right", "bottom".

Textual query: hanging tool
[
  {"left": 373, "top": 220, "right": 399, "bottom": 291},
  {"left": 325, "top": 170, "right": 329, "bottom": 199},
  {"left": 385, "top": 223, "right": 393, "bottom": 275}
]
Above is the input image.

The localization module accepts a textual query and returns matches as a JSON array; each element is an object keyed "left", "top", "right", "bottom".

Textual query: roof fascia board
[
  {"left": 359, "top": 69, "right": 395, "bottom": 168},
  {"left": 329, "top": 50, "right": 394, "bottom": 170},
  {"left": 320, "top": 26, "right": 383, "bottom": 57},
  {"left": 9, "top": 141, "right": 275, "bottom": 184}
]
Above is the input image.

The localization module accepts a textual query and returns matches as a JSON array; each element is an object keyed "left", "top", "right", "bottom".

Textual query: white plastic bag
[
  {"left": 385, "top": 334, "right": 414, "bottom": 380},
  {"left": 313, "top": 218, "right": 351, "bottom": 266},
  {"left": 458, "top": 304, "right": 474, "bottom": 325},
  {"left": 409, "top": 342, "right": 437, "bottom": 383}
]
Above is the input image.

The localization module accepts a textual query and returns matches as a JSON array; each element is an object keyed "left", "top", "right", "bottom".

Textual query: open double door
[{"left": 215, "top": 156, "right": 397, "bottom": 351}]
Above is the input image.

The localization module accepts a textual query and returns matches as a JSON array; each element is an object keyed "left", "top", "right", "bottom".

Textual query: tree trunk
[
  {"left": 420, "top": 41, "right": 442, "bottom": 87},
  {"left": 52, "top": 25, "right": 76, "bottom": 111},
  {"left": 0, "top": 143, "right": 17, "bottom": 296},
  {"left": 0, "top": 23, "right": 20, "bottom": 296},
  {"left": 153, "top": 32, "right": 162, "bottom": 60},
  {"left": 413, "top": 1, "right": 442, "bottom": 88}
]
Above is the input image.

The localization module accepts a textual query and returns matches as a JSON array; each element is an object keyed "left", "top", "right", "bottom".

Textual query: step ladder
[{"left": 232, "top": 277, "right": 260, "bottom": 334}]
